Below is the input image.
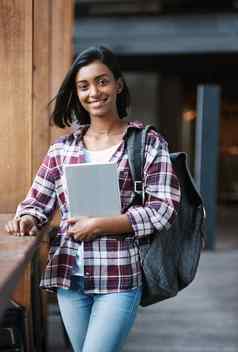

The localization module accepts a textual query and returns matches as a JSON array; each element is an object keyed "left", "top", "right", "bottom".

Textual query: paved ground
[
  {"left": 122, "top": 250, "right": 238, "bottom": 352},
  {"left": 47, "top": 205, "right": 238, "bottom": 352}
]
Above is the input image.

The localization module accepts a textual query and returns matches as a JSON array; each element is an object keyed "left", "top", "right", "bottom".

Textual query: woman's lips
[{"left": 89, "top": 98, "right": 107, "bottom": 107}]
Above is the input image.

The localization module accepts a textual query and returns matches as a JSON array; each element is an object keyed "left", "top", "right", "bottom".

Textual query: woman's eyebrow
[{"left": 76, "top": 73, "right": 109, "bottom": 84}]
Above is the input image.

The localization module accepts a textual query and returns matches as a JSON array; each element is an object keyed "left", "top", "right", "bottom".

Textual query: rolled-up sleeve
[
  {"left": 16, "top": 145, "right": 57, "bottom": 227},
  {"left": 127, "top": 131, "right": 181, "bottom": 238}
]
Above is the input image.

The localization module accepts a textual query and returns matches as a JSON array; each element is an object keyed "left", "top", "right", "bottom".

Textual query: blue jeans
[{"left": 57, "top": 276, "right": 142, "bottom": 352}]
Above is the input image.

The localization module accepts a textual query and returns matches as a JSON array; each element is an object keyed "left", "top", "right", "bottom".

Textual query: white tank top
[{"left": 83, "top": 142, "right": 121, "bottom": 163}]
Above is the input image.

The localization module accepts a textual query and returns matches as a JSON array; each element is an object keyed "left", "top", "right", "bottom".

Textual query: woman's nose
[{"left": 89, "top": 84, "right": 100, "bottom": 97}]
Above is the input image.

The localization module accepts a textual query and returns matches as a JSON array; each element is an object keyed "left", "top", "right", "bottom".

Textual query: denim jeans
[{"left": 57, "top": 276, "right": 142, "bottom": 352}]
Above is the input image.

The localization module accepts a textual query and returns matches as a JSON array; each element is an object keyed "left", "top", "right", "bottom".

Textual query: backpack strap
[
  {"left": 126, "top": 125, "right": 155, "bottom": 205},
  {"left": 127, "top": 125, "right": 207, "bottom": 246}
]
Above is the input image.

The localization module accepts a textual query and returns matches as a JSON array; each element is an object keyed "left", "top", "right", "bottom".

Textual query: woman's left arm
[
  {"left": 126, "top": 132, "right": 181, "bottom": 239},
  {"left": 67, "top": 214, "right": 132, "bottom": 241}
]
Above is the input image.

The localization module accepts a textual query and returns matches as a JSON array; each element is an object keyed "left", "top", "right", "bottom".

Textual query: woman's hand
[
  {"left": 67, "top": 217, "right": 100, "bottom": 241},
  {"left": 67, "top": 214, "right": 133, "bottom": 241},
  {"left": 5, "top": 215, "right": 38, "bottom": 236}
]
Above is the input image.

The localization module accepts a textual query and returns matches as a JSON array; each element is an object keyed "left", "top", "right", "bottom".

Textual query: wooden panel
[
  {"left": 33, "top": 0, "right": 74, "bottom": 175},
  {"left": 50, "top": 0, "right": 74, "bottom": 143},
  {"left": 12, "top": 263, "right": 32, "bottom": 308},
  {"left": 32, "top": 0, "right": 51, "bottom": 176},
  {"left": 0, "top": 0, "right": 33, "bottom": 212},
  {"left": 0, "top": 214, "right": 37, "bottom": 316},
  {"left": 11, "top": 263, "right": 34, "bottom": 351},
  {"left": 0, "top": 0, "right": 74, "bottom": 212},
  {"left": 0, "top": 214, "right": 48, "bottom": 351}
]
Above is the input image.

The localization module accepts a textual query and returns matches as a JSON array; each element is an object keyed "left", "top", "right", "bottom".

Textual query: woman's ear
[{"left": 116, "top": 78, "right": 124, "bottom": 94}]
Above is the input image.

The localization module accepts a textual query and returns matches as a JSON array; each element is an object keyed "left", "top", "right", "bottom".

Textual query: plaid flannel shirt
[{"left": 16, "top": 120, "right": 181, "bottom": 293}]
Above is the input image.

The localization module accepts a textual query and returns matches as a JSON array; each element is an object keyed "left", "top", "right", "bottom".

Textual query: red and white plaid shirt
[{"left": 16, "top": 121, "right": 181, "bottom": 293}]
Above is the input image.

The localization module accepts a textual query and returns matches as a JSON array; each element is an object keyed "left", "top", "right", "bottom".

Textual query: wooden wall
[{"left": 0, "top": 0, "right": 74, "bottom": 213}]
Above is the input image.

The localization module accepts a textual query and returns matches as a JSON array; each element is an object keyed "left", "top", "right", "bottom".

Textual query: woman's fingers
[
  {"left": 4, "top": 222, "right": 11, "bottom": 233},
  {"left": 67, "top": 217, "right": 78, "bottom": 225},
  {"left": 5, "top": 219, "right": 20, "bottom": 234},
  {"left": 67, "top": 217, "right": 84, "bottom": 234},
  {"left": 29, "top": 225, "right": 38, "bottom": 236},
  {"left": 67, "top": 217, "right": 96, "bottom": 241},
  {"left": 5, "top": 215, "right": 37, "bottom": 236},
  {"left": 19, "top": 219, "right": 30, "bottom": 234},
  {"left": 19, "top": 216, "right": 37, "bottom": 235},
  {"left": 13, "top": 219, "right": 20, "bottom": 233}
]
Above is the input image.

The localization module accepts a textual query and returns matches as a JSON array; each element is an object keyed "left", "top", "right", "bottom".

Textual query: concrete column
[{"left": 195, "top": 85, "right": 221, "bottom": 250}]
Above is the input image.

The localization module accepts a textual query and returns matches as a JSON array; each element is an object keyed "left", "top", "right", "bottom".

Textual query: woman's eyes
[
  {"left": 77, "top": 78, "right": 110, "bottom": 91},
  {"left": 97, "top": 78, "right": 109, "bottom": 86},
  {"left": 78, "top": 85, "right": 88, "bottom": 91}
]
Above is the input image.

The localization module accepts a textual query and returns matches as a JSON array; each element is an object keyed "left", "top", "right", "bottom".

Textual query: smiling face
[{"left": 75, "top": 60, "right": 123, "bottom": 120}]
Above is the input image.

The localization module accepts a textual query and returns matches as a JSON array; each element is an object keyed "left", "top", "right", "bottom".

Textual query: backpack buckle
[{"left": 134, "top": 181, "right": 143, "bottom": 194}]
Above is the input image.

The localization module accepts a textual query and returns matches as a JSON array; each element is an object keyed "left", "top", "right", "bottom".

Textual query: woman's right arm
[{"left": 5, "top": 145, "right": 58, "bottom": 235}]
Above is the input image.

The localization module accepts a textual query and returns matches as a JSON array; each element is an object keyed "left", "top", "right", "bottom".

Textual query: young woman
[{"left": 5, "top": 46, "right": 181, "bottom": 352}]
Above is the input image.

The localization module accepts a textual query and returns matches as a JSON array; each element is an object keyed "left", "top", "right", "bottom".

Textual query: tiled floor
[
  {"left": 122, "top": 250, "right": 238, "bottom": 352},
  {"left": 47, "top": 204, "right": 238, "bottom": 352}
]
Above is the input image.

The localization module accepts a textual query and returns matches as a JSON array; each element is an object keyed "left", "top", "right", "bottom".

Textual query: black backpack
[{"left": 126, "top": 125, "right": 206, "bottom": 307}]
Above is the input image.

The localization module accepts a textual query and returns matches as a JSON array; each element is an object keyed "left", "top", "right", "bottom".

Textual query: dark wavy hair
[{"left": 50, "top": 46, "right": 131, "bottom": 128}]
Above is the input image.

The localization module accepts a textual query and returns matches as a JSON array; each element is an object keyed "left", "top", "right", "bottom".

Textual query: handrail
[{"left": 0, "top": 214, "right": 47, "bottom": 320}]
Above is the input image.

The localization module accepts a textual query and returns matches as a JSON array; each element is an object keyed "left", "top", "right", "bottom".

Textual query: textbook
[{"left": 63, "top": 162, "right": 121, "bottom": 217}]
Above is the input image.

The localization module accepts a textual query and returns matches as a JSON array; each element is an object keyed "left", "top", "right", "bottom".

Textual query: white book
[{"left": 63, "top": 162, "right": 121, "bottom": 218}]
